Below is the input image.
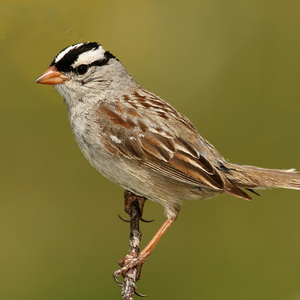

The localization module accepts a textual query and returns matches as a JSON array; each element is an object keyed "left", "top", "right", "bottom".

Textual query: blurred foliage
[{"left": 1, "top": 1, "right": 300, "bottom": 299}]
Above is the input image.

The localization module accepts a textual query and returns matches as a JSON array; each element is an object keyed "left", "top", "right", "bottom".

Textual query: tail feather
[{"left": 224, "top": 163, "right": 300, "bottom": 190}]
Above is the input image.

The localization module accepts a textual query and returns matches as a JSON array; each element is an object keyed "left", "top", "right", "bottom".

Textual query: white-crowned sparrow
[{"left": 36, "top": 42, "right": 300, "bottom": 277}]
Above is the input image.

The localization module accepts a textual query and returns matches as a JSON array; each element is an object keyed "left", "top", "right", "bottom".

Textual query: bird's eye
[{"left": 76, "top": 64, "right": 89, "bottom": 75}]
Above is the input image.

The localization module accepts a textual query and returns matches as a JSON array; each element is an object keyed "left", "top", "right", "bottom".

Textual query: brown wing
[{"left": 96, "top": 91, "right": 251, "bottom": 200}]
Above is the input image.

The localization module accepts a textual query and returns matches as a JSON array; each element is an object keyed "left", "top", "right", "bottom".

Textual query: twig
[{"left": 121, "top": 191, "right": 147, "bottom": 300}]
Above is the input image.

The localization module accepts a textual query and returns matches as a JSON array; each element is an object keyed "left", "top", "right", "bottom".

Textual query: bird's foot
[{"left": 113, "top": 253, "right": 148, "bottom": 284}]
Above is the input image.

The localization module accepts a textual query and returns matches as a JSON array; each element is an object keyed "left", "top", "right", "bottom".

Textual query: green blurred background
[{"left": 1, "top": 1, "right": 300, "bottom": 299}]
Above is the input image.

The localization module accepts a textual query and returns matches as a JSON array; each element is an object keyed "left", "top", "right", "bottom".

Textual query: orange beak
[{"left": 35, "top": 66, "right": 68, "bottom": 85}]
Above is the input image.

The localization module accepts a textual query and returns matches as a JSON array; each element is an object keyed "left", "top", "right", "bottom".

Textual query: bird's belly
[{"left": 81, "top": 140, "right": 215, "bottom": 218}]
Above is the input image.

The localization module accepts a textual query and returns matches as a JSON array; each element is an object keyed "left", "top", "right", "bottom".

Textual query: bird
[{"left": 35, "top": 41, "right": 300, "bottom": 279}]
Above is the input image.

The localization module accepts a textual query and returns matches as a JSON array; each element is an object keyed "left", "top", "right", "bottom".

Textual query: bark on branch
[{"left": 120, "top": 191, "right": 147, "bottom": 300}]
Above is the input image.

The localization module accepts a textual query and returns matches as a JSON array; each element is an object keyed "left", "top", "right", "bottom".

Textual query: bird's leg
[
  {"left": 114, "top": 217, "right": 175, "bottom": 283},
  {"left": 138, "top": 218, "right": 175, "bottom": 266}
]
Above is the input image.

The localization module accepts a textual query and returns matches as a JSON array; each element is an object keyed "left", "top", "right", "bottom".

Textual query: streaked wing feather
[{"left": 96, "top": 96, "right": 251, "bottom": 199}]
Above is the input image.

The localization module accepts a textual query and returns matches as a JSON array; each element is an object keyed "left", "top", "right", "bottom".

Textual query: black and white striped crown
[{"left": 50, "top": 42, "right": 116, "bottom": 73}]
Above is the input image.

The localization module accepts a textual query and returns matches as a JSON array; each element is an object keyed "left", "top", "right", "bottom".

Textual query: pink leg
[{"left": 114, "top": 218, "right": 176, "bottom": 281}]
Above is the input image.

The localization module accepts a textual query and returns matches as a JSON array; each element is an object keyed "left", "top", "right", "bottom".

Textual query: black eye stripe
[
  {"left": 73, "top": 59, "right": 107, "bottom": 75},
  {"left": 73, "top": 52, "right": 117, "bottom": 74},
  {"left": 90, "top": 59, "right": 109, "bottom": 67}
]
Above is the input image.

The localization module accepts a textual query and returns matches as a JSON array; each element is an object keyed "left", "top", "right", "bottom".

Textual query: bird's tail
[{"left": 224, "top": 163, "right": 300, "bottom": 191}]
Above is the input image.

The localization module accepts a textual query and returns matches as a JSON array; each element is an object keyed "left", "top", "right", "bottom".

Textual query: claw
[
  {"left": 118, "top": 214, "right": 130, "bottom": 222},
  {"left": 114, "top": 271, "right": 147, "bottom": 297},
  {"left": 134, "top": 290, "right": 147, "bottom": 297},
  {"left": 113, "top": 273, "right": 123, "bottom": 287},
  {"left": 118, "top": 214, "right": 154, "bottom": 223},
  {"left": 140, "top": 218, "right": 154, "bottom": 223}
]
